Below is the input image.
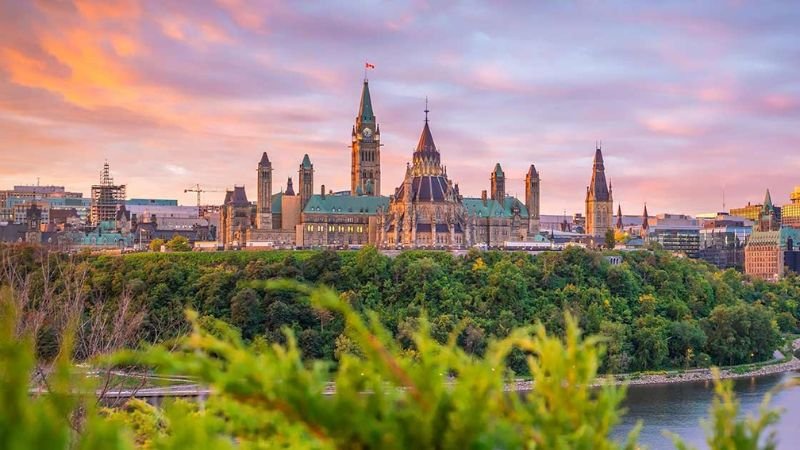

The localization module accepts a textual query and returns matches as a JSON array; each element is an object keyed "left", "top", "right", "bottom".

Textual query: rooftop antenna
[
  {"left": 722, "top": 187, "right": 726, "bottom": 212},
  {"left": 424, "top": 97, "right": 429, "bottom": 123}
]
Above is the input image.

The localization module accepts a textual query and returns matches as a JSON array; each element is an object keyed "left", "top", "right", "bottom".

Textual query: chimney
[
  {"left": 481, "top": 190, "right": 488, "bottom": 206},
  {"left": 321, "top": 184, "right": 326, "bottom": 199}
]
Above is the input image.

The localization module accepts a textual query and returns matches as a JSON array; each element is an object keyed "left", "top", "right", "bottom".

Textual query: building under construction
[{"left": 90, "top": 162, "right": 126, "bottom": 226}]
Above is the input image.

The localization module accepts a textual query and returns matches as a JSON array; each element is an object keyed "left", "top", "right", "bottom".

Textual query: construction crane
[{"left": 184, "top": 184, "right": 223, "bottom": 207}]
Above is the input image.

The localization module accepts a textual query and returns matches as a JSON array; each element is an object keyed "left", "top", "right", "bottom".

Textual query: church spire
[
  {"left": 616, "top": 205, "right": 623, "bottom": 230},
  {"left": 588, "top": 145, "right": 610, "bottom": 201},
  {"left": 642, "top": 203, "right": 649, "bottom": 231}
]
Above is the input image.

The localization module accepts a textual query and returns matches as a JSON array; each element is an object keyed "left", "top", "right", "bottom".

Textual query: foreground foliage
[{"left": 1, "top": 282, "right": 793, "bottom": 449}]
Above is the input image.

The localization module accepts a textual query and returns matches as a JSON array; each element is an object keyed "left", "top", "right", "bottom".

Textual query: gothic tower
[
  {"left": 525, "top": 164, "right": 540, "bottom": 235},
  {"left": 299, "top": 154, "right": 313, "bottom": 209},
  {"left": 641, "top": 203, "right": 650, "bottom": 239},
  {"left": 491, "top": 163, "right": 505, "bottom": 202},
  {"left": 351, "top": 78, "right": 381, "bottom": 196},
  {"left": 758, "top": 189, "right": 779, "bottom": 232},
  {"left": 256, "top": 152, "right": 272, "bottom": 229},
  {"left": 585, "top": 144, "right": 614, "bottom": 241}
]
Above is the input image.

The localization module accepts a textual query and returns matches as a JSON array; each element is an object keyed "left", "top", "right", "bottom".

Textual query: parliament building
[{"left": 219, "top": 77, "right": 541, "bottom": 249}]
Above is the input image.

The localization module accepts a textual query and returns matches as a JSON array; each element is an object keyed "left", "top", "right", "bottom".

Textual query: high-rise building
[
  {"left": 585, "top": 145, "right": 613, "bottom": 241},
  {"left": 648, "top": 214, "right": 701, "bottom": 257},
  {"left": 90, "top": 162, "right": 126, "bottom": 226},
  {"left": 730, "top": 203, "right": 763, "bottom": 222},
  {"left": 780, "top": 186, "right": 800, "bottom": 228},
  {"left": 698, "top": 213, "right": 751, "bottom": 269},
  {"left": 256, "top": 152, "right": 273, "bottom": 229},
  {"left": 350, "top": 78, "right": 381, "bottom": 196}
]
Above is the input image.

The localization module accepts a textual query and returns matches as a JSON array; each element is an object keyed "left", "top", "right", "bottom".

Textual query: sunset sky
[{"left": 1, "top": 1, "right": 798, "bottom": 215}]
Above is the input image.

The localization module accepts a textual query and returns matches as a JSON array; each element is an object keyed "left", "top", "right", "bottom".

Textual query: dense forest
[{"left": 3, "top": 245, "right": 798, "bottom": 374}]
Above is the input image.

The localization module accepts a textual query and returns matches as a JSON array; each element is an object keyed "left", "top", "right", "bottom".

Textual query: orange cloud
[{"left": 73, "top": 0, "right": 141, "bottom": 21}]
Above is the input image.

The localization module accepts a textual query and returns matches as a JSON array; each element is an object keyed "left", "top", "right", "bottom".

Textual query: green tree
[
  {"left": 148, "top": 238, "right": 165, "bottom": 252},
  {"left": 605, "top": 228, "right": 617, "bottom": 249},
  {"left": 229, "top": 288, "right": 264, "bottom": 339},
  {"left": 164, "top": 235, "right": 191, "bottom": 252}
]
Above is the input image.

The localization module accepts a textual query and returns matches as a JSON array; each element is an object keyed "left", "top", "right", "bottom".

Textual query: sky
[{"left": 0, "top": 0, "right": 798, "bottom": 215}]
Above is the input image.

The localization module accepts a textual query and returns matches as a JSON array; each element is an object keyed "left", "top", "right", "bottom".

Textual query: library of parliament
[{"left": 220, "top": 77, "right": 546, "bottom": 249}]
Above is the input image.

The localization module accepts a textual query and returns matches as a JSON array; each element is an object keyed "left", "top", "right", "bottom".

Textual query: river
[{"left": 611, "top": 370, "right": 800, "bottom": 449}]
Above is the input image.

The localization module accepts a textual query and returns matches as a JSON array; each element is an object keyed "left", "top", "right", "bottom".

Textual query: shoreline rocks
[{"left": 509, "top": 338, "right": 800, "bottom": 392}]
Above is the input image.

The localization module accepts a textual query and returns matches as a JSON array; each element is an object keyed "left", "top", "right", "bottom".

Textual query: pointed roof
[
  {"left": 301, "top": 154, "right": 312, "bottom": 169},
  {"left": 493, "top": 163, "right": 504, "bottom": 177},
  {"left": 763, "top": 189, "right": 773, "bottom": 212},
  {"left": 358, "top": 80, "right": 374, "bottom": 123},
  {"left": 285, "top": 177, "right": 295, "bottom": 196},
  {"left": 415, "top": 120, "right": 437, "bottom": 155},
  {"left": 616, "top": 205, "right": 623, "bottom": 229},
  {"left": 225, "top": 186, "right": 249, "bottom": 207},
  {"left": 642, "top": 203, "right": 650, "bottom": 230},
  {"left": 259, "top": 152, "right": 270, "bottom": 166},
  {"left": 588, "top": 146, "right": 610, "bottom": 201},
  {"left": 527, "top": 164, "right": 538, "bottom": 177}
]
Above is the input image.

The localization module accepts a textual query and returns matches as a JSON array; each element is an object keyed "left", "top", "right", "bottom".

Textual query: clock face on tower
[{"left": 362, "top": 127, "right": 372, "bottom": 138}]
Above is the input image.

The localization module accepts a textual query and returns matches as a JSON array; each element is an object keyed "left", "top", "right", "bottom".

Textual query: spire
[
  {"left": 301, "top": 154, "right": 312, "bottom": 169},
  {"left": 259, "top": 152, "right": 270, "bottom": 166},
  {"left": 642, "top": 203, "right": 649, "bottom": 230},
  {"left": 415, "top": 119, "right": 438, "bottom": 154},
  {"left": 285, "top": 177, "right": 295, "bottom": 196},
  {"left": 493, "top": 163, "right": 504, "bottom": 177},
  {"left": 527, "top": 164, "right": 538, "bottom": 177},
  {"left": 588, "top": 146, "right": 610, "bottom": 201},
  {"left": 616, "top": 205, "right": 623, "bottom": 230},
  {"left": 763, "top": 189, "right": 773, "bottom": 212},
  {"left": 358, "top": 79, "right": 374, "bottom": 123}
]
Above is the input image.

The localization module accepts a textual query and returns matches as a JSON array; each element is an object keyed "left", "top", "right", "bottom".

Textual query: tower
[
  {"left": 491, "top": 163, "right": 505, "bottom": 202},
  {"left": 758, "top": 189, "right": 779, "bottom": 232},
  {"left": 351, "top": 78, "right": 381, "bottom": 196},
  {"left": 585, "top": 144, "right": 614, "bottom": 240},
  {"left": 641, "top": 203, "right": 650, "bottom": 238},
  {"left": 616, "top": 205, "right": 624, "bottom": 230},
  {"left": 525, "top": 164, "right": 540, "bottom": 235},
  {"left": 299, "top": 154, "right": 313, "bottom": 209},
  {"left": 256, "top": 152, "right": 272, "bottom": 229}
]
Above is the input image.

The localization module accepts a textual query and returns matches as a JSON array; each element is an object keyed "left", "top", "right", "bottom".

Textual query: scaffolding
[{"left": 90, "top": 162, "right": 126, "bottom": 226}]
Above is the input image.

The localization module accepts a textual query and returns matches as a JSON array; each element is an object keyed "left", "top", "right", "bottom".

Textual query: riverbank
[{"left": 509, "top": 338, "right": 800, "bottom": 391}]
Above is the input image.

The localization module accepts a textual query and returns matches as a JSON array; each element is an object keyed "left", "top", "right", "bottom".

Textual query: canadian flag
[{"left": 365, "top": 62, "right": 375, "bottom": 69}]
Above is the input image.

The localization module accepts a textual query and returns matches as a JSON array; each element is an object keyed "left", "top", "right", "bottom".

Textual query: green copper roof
[
  {"left": 358, "top": 80, "right": 374, "bottom": 122},
  {"left": 493, "top": 163, "right": 504, "bottom": 177},
  {"left": 463, "top": 196, "right": 528, "bottom": 219},
  {"left": 301, "top": 154, "right": 312, "bottom": 169},
  {"left": 303, "top": 194, "right": 389, "bottom": 215},
  {"left": 748, "top": 227, "right": 800, "bottom": 249}
]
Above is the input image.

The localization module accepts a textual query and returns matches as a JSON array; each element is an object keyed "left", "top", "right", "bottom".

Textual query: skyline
[{"left": 1, "top": 1, "right": 799, "bottom": 215}]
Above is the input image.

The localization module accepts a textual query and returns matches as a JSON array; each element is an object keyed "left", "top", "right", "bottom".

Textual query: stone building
[
  {"left": 585, "top": 146, "right": 613, "bottom": 243},
  {"left": 219, "top": 186, "right": 251, "bottom": 249},
  {"left": 380, "top": 108, "right": 537, "bottom": 249},
  {"left": 744, "top": 189, "right": 797, "bottom": 281},
  {"left": 220, "top": 76, "right": 542, "bottom": 250}
]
